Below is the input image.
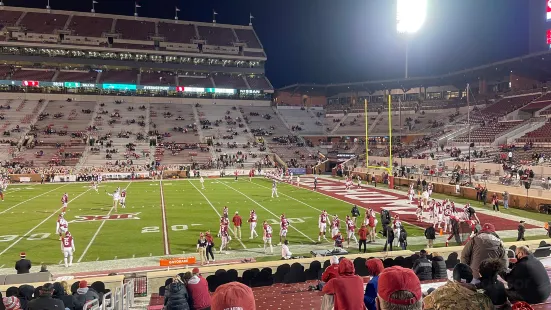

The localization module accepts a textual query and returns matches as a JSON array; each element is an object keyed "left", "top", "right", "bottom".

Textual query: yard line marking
[
  {"left": 0, "top": 187, "right": 93, "bottom": 257},
  {"left": 0, "top": 184, "right": 69, "bottom": 215},
  {"left": 219, "top": 182, "right": 316, "bottom": 243},
  {"left": 188, "top": 180, "right": 246, "bottom": 249},
  {"left": 159, "top": 178, "right": 170, "bottom": 255},
  {"left": 250, "top": 181, "right": 323, "bottom": 213},
  {"left": 77, "top": 182, "right": 132, "bottom": 263}
]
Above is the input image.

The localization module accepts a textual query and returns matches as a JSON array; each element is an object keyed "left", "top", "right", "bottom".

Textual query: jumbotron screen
[{"left": 547, "top": 0, "right": 551, "bottom": 20}]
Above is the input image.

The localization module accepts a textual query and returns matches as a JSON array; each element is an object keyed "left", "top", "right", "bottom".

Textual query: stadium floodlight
[
  {"left": 396, "top": 0, "right": 427, "bottom": 34},
  {"left": 396, "top": 0, "right": 427, "bottom": 78}
]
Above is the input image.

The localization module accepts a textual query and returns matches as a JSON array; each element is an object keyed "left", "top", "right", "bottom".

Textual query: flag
[
  {"left": 213, "top": 10, "right": 218, "bottom": 15},
  {"left": 250, "top": 13, "right": 254, "bottom": 19},
  {"left": 93, "top": 0, "right": 98, "bottom": 3},
  {"left": 175, "top": 7, "right": 180, "bottom": 11},
  {"left": 135, "top": 3, "right": 141, "bottom": 8}
]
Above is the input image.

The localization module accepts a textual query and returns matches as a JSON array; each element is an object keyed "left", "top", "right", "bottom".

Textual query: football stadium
[{"left": 0, "top": 0, "right": 551, "bottom": 309}]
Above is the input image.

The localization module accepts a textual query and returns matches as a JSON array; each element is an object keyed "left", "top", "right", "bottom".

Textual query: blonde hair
[{"left": 60, "top": 281, "right": 70, "bottom": 294}]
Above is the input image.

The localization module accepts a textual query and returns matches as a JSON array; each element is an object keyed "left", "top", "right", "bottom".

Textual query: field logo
[{"left": 70, "top": 212, "right": 141, "bottom": 223}]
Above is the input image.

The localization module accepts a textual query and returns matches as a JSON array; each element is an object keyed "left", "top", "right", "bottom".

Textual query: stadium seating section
[
  {"left": 67, "top": 15, "right": 113, "bottom": 37},
  {"left": 518, "top": 121, "right": 551, "bottom": 143},
  {"left": 455, "top": 121, "right": 524, "bottom": 143}
]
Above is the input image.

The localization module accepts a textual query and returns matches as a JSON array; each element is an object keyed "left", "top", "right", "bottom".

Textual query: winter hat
[
  {"left": 3, "top": 297, "right": 20, "bottom": 310},
  {"left": 79, "top": 281, "right": 88, "bottom": 288}
]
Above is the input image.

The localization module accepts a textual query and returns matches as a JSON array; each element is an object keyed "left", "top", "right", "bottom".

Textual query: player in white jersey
[
  {"left": 296, "top": 176, "right": 300, "bottom": 187},
  {"left": 271, "top": 179, "right": 279, "bottom": 198},
  {"left": 219, "top": 225, "right": 229, "bottom": 254},
  {"left": 408, "top": 184, "right": 415, "bottom": 202},
  {"left": 56, "top": 213, "right": 69, "bottom": 240},
  {"left": 107, "top": 189, "right": 121, "bottom": 211},
  {"left": 223, "top": 206, "right": 229, "bottom": 219},
  {"left": 345, "top": 178, "right": 352, "bottom": 190},
  {"left": 90, "top": 181, "right": 99, "bottom": 193},
  {"left": 356, "top": 175, "right": 362, "bottom": 188},
  {"left": 345, "top": 215, "right": 358, "bottom": 248},
  {"left": 289, "top": 172, "right": 293, "bottom": 183},
  {"left": 263, "top": 222, "right": 273, "bottom": 254},
  {"left": 119, "top": 190, "right": 127, "bottom": 208},
  {"left": 318, "top": 210, "right": 328, "bottom": 242},
  {"left": 200, "top": 176, "right": 205, "bottom": 189},
  {"left": 61, "top": 193, "right": 69, "bottom": 212},
  {"left": 331, "top": 215, "right": 340, "bottom": 238},
  {"left": 428, "top": 183, "right": 433, "bottom": 197},
  {"left": 443, "top": 205, "right": 453, "bottom": 233},
  {"left": 248, "top": 210, "right": 258, "bottom": 239},
  {"left": 279, "top": 214, "right": 289, "bottom": 245},
  {"left": 61, "top": 231, "right": 75, "bottom": 267},
  {"left": 98, "top": 175, "right": 103, "bottom": 184}
]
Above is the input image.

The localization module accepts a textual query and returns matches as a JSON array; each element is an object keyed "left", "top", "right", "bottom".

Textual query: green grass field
[{"left": 0, "top": 178, "right": 427, "bottom": 266}]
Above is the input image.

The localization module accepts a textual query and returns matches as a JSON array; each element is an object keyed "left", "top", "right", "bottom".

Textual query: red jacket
[
  {"left": 232, "top": 215, "right": 242, "bottom": 227},
  {"left": 322, "top": 259, "right": 364, "bottom": 310},
  {"left": 321, "top": 264, "right": 340, "bottom": 282},
  {"left": 368, "top": 216, "right": 375, "bottom": 227},
  {"left": 186, "top": 275, "right": 211, "bottom": 310},
  {"left": 358, "top": 227, "right": 368, "bottom": 240}
]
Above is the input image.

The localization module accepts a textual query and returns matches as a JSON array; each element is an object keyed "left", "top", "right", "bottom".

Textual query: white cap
[{"left": 331, "top": 256, "right": 339, "bottom": 264}]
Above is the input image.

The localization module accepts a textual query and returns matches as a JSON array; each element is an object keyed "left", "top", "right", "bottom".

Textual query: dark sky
[{"left": 12, "top": 0, "right": 530, "bottom": 87}]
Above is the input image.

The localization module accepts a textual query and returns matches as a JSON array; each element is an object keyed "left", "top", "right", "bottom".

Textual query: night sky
[{"left": 10, "top": 0, "right": 530, "bottom": 87}]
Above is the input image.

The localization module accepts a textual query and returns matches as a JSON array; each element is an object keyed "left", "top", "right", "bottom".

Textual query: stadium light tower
[{"left": 396, "top": 0, "right": 427, "bottom": 78}]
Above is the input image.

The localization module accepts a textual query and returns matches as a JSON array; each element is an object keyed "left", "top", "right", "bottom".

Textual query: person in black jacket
[
  {"left": 383, "top": 225, "right": 394, "bottom": 252},
  {"left": 398, "top": 228, "right": 407, "bottom": 250},
  {"left": 502, "top": 246, "right": 551, "bottom": 304},
  {"left": 517, "top": 221, "right": 525, "bottom": 241},
  {"left": 476, "top": 258, "right": 508, "bottom": 308},
  {"left": 27, "top": 283, "right": 65, "bottom": 310},
  {"left": 14, "top": 253, "right": 31, "bottom": 274},
  {"left": 424, "top": 224, "right": 436, "bottom": 248},
  {"left": 431, "top": 252, "right": 447, "bottom": 279},
  {"left": 412, "top": 250, "right": 433, "bottom": 281},
  {"left": 351, "top": 205, "right": 360, "bottom": 224},
  {"left": 164, "top": 276, "right": 191, "bottom": 310}
]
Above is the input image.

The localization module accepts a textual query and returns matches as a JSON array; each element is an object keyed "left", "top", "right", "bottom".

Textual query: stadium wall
[{"left": 0, "top": 92, "right": 272, "bottom": 106}]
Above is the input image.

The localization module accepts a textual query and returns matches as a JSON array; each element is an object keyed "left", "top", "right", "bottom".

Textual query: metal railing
[{"left": 83, "top": 299, "right": 100, "bottom": 310}]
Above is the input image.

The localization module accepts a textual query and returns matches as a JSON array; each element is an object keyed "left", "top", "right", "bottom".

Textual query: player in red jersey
[
  {"left": 248, "top": 210, "right": 258, "bottom": 239},
  {"left": 232, "top": 211, "right": 242, "bottom": 240},
  {"left": 61, "top": 231, "right": 75, "bottom": 267},
  {"left": 279, "top": 214, "right": 289, "bottom": 245},
  {"left": 234, "top": 170, "right": 238, "bottom": 181},
  {"left": 345, "top": 215, "right": 357, "bottom": 248},
  {"left": 249, "top": 169, "right": 254, "bottom": 182},
  {"left": 263, "top": 222, "right": 273, "bottom": 254},
  {"left": 61, "top": 193, "right": 69, "bottom": 212},
  {"left": 56, "top": 213, "right": 68, "bottom": 241},
  {"left": 318, "top": 210, "right": 328, "bottom": 242},
  {"left": 120, "top": 190, "right": 127, "bottom": 208}
]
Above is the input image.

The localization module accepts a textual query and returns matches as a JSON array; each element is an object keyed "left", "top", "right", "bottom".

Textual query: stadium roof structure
[{"left": 279, "top": 49, "right": 551, "bottom": 96}]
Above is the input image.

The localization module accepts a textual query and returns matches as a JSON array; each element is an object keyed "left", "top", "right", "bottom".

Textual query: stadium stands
[
  {"left": 470, "top": 94, "right": 540, "bottom": 123},
  {"left": 11, "top": 69, "right": 56, "bottom": 81},
  {"left": 198, "top": 26, "right": 235, "bottom": 46},
  {"left": 19, "top": 12, "right": 69, "bottom": 34},
  {"left": 157, "top": 22, "right": 197, "bottom": 43},
  {"left": 67, "top": 15, "right": 113, "bottom": 37},
  {"left": 277, "top": 108, "right": 324, "bottom": 135},
  {"left": 55, "top": 70, "right": 98, "bottom": 83},
  {"left": 0, "top": 10, "right": 22, "bottom": 28},
  {"left": 114, "top": 19, "right": 155, "bottom": 41},
  {"left": 518, "top": 121, "right": 551, "bottom": 143},
  {"left": 454, "top": 121, "right": 524, "bottom": 143},
  {"left": 235, "top": 28, "right": 262, "bottom": 48},
  {"left": 140, "top": 71, "right": 176, "bottom": 86},
  {"left": 212, "top": 74, "right": 248, "bottom": 89},
  {"left": 177, "top": 76, "right": 214, "bottom": 88},
  {"left": 246, "top": 75, "right": 273, "bottom": 90},
  {"left": 99, "top": 70, "right": 138, "bottom": 84}
]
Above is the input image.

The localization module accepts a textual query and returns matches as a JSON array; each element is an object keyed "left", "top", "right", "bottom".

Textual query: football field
[{"left": 0, "top": 177, "right": 429, "bottom": 266}]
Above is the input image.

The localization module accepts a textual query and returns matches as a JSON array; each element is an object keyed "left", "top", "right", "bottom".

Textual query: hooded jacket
[
  {"left": 322, "top": 258, "right": 364, "bottom": 310},
  {"left": 17, "top": 285, "right": 34, "bottom": 310},
  {"left": 461, "top": 227, "right": 507, "bottom": 279},
  {"left": 52, "top": 282, "right": 73, "bottom": 310},
  {"left": 432, "top": 255, "right": 447, "bottom": 279},
  {"left": 186, "top": 275, "right": 210, "bottom": 310},
  {"left": 321, "top": 264, "right": 340, "bottom": 283},
  {"left": 164, "top": 281, "right": 191, "bottom": 310},
  {"left": 72, "top": 287, "right": 99, "bottom": 310},
  {"left": 364, "top": 259, "right": 384, "bottom": 310},
  {"left": 27, "top": 291, "right": 65, "bottom": 310}
]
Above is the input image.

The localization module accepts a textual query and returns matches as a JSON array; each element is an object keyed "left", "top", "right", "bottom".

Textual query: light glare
[{"left": 397, "top": 0, "right": 427, "bottom": 34}]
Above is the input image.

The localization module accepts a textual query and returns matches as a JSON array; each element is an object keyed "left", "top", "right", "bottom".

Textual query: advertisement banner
[{"left": 288, "top": 168, "right": 306, "bottom": 175}]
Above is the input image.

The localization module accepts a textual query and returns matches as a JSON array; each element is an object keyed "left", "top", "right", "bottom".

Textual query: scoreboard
[{"left": 530, "top": 0, "right": 551, "bottom": 52}]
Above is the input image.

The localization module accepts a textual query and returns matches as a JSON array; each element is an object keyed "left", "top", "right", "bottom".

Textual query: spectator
[
  {"left": 475, "top": 258, "right": 508, "bottom": 308},
  {"left": 461, "top": 223, "right": 507, "bottom": 279},
  {"left": 164, "top": 276, "right": 191, "bottom": 310},
  {"left": 376, "top": 266, "right": 423, "bottom": 310},
  {"left": 3, "top": 297, "right": 20, "bottom": 310},
  {"left": 52, "top": 282, "right": 73, "bottom": 310},
  {"left": 14, "top": 253, "right": 31, "bottom": 274},
  {"left": 72, "top": 281, "right": 100, "bottom": 310},
  {"left": 517, "top": 221, "right": 525, "bottom": 241},
  {"left": 5, "top": 288, "right": 18, "bottom": 298},
  {"left": 186, "top": 268, "right": 211, "bottom": 310},
  {"left": 364, "top": 258, "right": 384, "bottom": 310},
  {"left": 425, "top": 224, "right": 436, "bottom": 248},
  {"left": 27, "top": 283, "right": 65, "bottom": 310},
  {"left": 423, "top": 278, "right": 493, "bottom": 310},
  {"left": 358, "top": 225, "right": 368, "bottom": 253},
  {"left": 502, "top": 246, "right": 551, "bottom": 304},
  {"left": 322, "top": 258, "right": 364, "bottom": 310},
  {"left": 412, "top": 249, "right": 432, "bottom": 281},
  {"left": 503, "top": 191, "right": 509, "bottom": 209},
  {"left": 398, "top": 227, "right": 407, "bottom": 250},
  {"left": 431, "top": 252, "right": 447, "bottom": 280},
  {"left": 39, "top": 264, "right": 48, "bottom": 273},
  {"left": 491, "top": 193, "right": 499, "bottom": 211},
  {"left": 383, "top": 225, "right": 394, "bottom": 252},
  {"left": 281, "top": 240, "right": 292, "bottom": 259},
  {"left": 321, "top": 256, "right": 340, "bottom": 283},
  {"left": 211, "top": 282, "right": 255, "bottom": 310}
]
